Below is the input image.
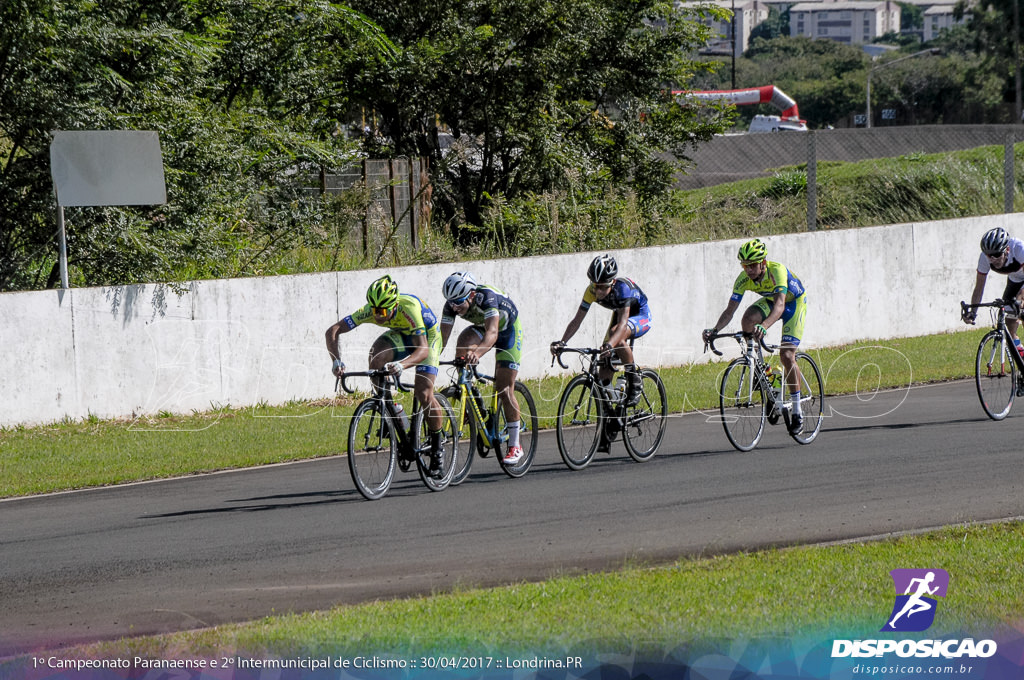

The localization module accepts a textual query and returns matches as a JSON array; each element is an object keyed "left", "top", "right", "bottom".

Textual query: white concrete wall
[{"left": 1, "top": 214, "right": 1020, "bottom": 427}]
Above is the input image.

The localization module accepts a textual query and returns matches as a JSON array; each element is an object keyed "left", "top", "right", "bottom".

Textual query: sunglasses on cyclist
[
  {"left": 740, "top": 259, "right": 763, "bottom": 267},
  {"left": 450, "top": 295, "right": 471, "bottom": 306},
  {"left": 986, "top": 251, "right": 1006, "bottom": 260},
  {"left": 371, "top": 306, "right": 394, "bottom": 316}
]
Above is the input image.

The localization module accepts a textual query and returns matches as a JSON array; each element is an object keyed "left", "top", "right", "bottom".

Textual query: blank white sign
[{"left": 50, "top": 130, "right": 167, "bottom": 206}]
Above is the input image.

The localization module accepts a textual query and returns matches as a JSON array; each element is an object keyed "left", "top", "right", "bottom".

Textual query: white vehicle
[{"left": 676, "top": 85, "right": 809, "bottom": 133}]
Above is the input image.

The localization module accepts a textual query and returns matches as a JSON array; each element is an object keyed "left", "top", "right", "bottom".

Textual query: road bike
[
  {"left": 439, "top": 358, "right": 538, "bottom": 482},
  {"left": 338, "top": 369, "right": 458, "bottom": 500},
  {"left": 961, "top": 299, "right": 1024, "bottom": 420},
  {"left": 705, "top": 331, "right": 824, "bottom": 452},
  {"left": 551, "top": 346, "right": 667, "bottom": 470}
]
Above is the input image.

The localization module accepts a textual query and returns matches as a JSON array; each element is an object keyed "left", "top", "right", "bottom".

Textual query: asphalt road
[{"left": 2, "top": 379, "right": 1022, "bottom": 657}]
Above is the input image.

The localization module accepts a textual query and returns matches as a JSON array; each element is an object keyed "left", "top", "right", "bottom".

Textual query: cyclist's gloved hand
[
  {"left": 962, "top": 309, "right": 976, "bottom": 325},
  {"left": 599, "top": 342, "right": 613, "bottom": 357},
  {"left": 753, "top": 323, "right": 768, "bottom": 340},
  {"left": 384, "top": 361, "right": 404, "bottom": 376},
  {"left": 550, "top": 340, "right": 566, "bottom": 355},
  {"left": 331, "top": 358, "right": 346, "bottom": 377},
  {"left": 702, "top": 328, "right": 717, "bottom": 343},
  {"left": 464, "top": 350, "right": 479, "bottom": 365}
]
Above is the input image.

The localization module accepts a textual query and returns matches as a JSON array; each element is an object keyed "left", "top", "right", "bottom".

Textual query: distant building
[
  {"left": 919, "top": 0, "right": 964, "bottom": 40},
  {"left": 789, "top": 0, "right": 901, "bottom": 43},
  {"left": 679, "top": 0, "right": 772, "bottom": 58}
]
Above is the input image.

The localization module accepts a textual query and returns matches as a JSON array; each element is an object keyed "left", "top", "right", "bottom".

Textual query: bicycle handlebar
[
  {"left": 704, "top": 331, "right": 778, "bottom": 357},
  {"left": 961, "top": 299, "right": 1021, "bottom": 324},
  {"left": 550, "top": 346, "right": 601, "bottom": 370},
  {"left": 335, "top": 369, "right": 414, "bottom": 395},
  {"left": 439, "top": 358, "right": 495, "bottom": 383}
]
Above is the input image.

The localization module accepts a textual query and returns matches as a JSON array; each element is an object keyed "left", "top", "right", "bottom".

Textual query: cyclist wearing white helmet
[
  {"left": 551, "top": 254, "right": 652, "bottom": 410},
  {"left": 703, "top": 238, "right": 808, "bottom": 434},
  {"left": 325, "top": 274, "right": 447, "bottom": 477},
  {"left": 439, "top": 271, "right": 526, "bottom": 465},
  {"left": 965, "top": 227, "right": 1024, "bottom": 356}
]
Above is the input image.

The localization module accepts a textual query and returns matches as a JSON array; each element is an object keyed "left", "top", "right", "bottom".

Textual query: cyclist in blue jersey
[
  {"left": 702, "top": 238, "right": 808, "bottom": 434},
  {"left": 551, "top": 254, "right": 652, "bottom": 408},
  {"left": 439, "top": 271, "right": 526, "bottom": 465},
  {"left": 325, "top": 275, "right": 446, "bottom": 477}
]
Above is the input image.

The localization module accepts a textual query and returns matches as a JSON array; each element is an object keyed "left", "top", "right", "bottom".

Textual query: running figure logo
[{"left": 882, "top": 569, "right": 950, "bottom": 632}]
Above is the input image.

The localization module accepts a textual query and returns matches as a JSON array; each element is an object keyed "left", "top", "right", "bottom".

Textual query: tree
[
  {"left": 343, "top": 0, "right": 731, "bottom": 241},
  {"left": 956, "top": 0, "right": 1023, "bottom": 121},
  {"left": 0, "top": 0, "right": 389, "bottom": 290}
]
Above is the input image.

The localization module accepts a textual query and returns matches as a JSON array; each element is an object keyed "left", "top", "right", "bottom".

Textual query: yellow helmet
[
  {"left": 737, "top": 238, "right": 767, "bottom": 263},
  {"left": 366, "top": 275, "right": 399, "bottom": 309}
]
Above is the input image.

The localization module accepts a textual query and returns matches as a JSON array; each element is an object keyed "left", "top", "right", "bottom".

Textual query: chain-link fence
[{"left": 677, "top": 124, "right": 1024, "bottom": 230}]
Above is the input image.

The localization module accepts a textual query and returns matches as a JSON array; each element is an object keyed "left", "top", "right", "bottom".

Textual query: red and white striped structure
[{"left": 675, "top": 85, "right": 803, "bottom": 123}]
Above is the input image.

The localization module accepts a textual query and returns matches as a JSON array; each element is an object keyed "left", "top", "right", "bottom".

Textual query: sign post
[{"left": 49, "top": 130, "right": 167, "bottom": 288}]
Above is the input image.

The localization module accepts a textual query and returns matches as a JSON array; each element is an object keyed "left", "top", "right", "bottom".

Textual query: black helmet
[
  {"left": 981, "top": 227, "right": 1009, "bottom": 256},
  {"left": 587, "top": 254, "right": 618, "bottom": 284}
]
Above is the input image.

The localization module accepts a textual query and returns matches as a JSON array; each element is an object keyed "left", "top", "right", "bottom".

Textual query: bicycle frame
[
  {"left": 338, "top": 371, "right": 418, "bottom": 455},
  {"left": 965, "top": 300, "right": 1024, "bottom": 376},
  {"left": 707, "top": 333, "right": 783, "bottom": 411},
  {"left": 449, "top": 365, "right": 505, "bottom": 450}
]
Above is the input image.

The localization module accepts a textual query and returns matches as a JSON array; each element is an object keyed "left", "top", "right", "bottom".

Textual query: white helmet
[
  {"left": 442, "top": 271, "right": 477, "bottom": 301},
  {"left": 981, "top": 227, "right": 1009, "bottom": 256}
]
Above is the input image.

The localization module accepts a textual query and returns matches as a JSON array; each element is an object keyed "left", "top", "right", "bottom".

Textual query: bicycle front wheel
[
  {"left": 719, "top": 358, "right": 766, "bottom": 452},
  {"left": 445, "top": 387, "right": 478, "bottom": 485},
  {"left": 413, "top": 393, "right": 458, "bottom": 491},
  {"left": 556, "top": 374, "right": 604, "bottom": 470},
  {"left": 976, "top": 330, "right": 1017, "bottom": 420},
  {"left": 623, "top": 369, "right": 668, "bottom": 462},
  {"left": 789, "top": 353, "right": 824, "bottom": 444},
  {"left": 348, "top": 398, "right": 397, "bottom": 500},
  {"left": 496, "top": 381, "right": 539, "bottom": 478}
]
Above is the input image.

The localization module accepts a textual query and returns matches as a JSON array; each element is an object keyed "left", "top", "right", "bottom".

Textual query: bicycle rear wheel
[
  {"left": 412, "top": 393, "right": 458, "bottom": 491},
  {"left": 788, "top": 353, "right": 825, "bottom": 444},
  {"left": 719, "top": 358, "right": 766, "bottom": 452},
  {"left": 348, "top": 398, "right": 397, "bottom": 500},
  {"left": 556, "top": 374, "right": 604, "bottom": 470},
  {"left": 976, "top": 330, "right": 1017, "bottom": 420},
  {"left": 623, "top": 369, "right": 668, "bottom": 462},
  {"left": 497, "top": 381, "right": 539, "bottom": 478}
]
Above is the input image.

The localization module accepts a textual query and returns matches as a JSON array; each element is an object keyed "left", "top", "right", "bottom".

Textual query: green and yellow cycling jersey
[
  {"left": 730, "top": 261, "right": 806, "bottom": 303},
  {"left": 345, "top": 293, "right": 439, "bottom": 335}
]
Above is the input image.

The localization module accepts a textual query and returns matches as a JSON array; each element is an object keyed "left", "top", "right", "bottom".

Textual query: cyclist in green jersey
[
  {"left": 702, "top": 238, "right": 809, "bottom": 434},
  {"left": 439, "top": 271, "right": 526, "bottom": 465},
  {"left": 325, "top": 275, "right": 446, "bottom": 477}
]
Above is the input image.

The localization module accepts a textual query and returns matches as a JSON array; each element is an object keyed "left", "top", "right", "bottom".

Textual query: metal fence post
[
  {"left": 1006, "top": 132, "right": 1016, "bottom": 214},
  {"left": 806, "top": 131, "right": 817, "bottom": 231}
]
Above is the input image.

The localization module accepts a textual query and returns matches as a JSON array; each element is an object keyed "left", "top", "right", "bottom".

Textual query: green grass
[
  {"left": 69, "top": 522, "right": 1024, "bottom": 660},
  {"left": 0, "top": 328, "right": 988, "bottom": 499}
]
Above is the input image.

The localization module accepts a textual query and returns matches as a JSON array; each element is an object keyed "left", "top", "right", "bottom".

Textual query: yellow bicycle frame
[{"left": 452, "top": 378, "right": 502, "bottom": 449}]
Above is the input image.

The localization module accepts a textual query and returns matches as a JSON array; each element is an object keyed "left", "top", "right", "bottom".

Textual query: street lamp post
[{"left": 865, "top": 48, "right": 940, "bottom": 128}]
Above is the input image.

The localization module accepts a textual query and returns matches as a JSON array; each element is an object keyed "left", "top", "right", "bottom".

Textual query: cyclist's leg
[
  {"left": 455, "top": 325, "right": 486, "bottom": 358},
  {"left": 1001, "top": 279, "right": 1024, "bottom": 352},
  {"left": 368, "top": 332, "right": 400, "bottom": 393},
  {"left": 368, "top": 332, "right": 399, "bottom": 369},
  {"left": 412, "top": 329, "right": 444, "bottom": 475},
  {"left": 779, "top": 297, "right": 807, "bottom": 432},
  {"left": 620, "top": 308, "right": 652, "bottom": 405},
  {"left": 494, "top": 321, "right": 523, "bottom": 455},
  {"left": 779, "top": 297, "right": 807, "bottom": 396},
  {"left": 740, "top": 299, "right": 770, "bottom": 335}
]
